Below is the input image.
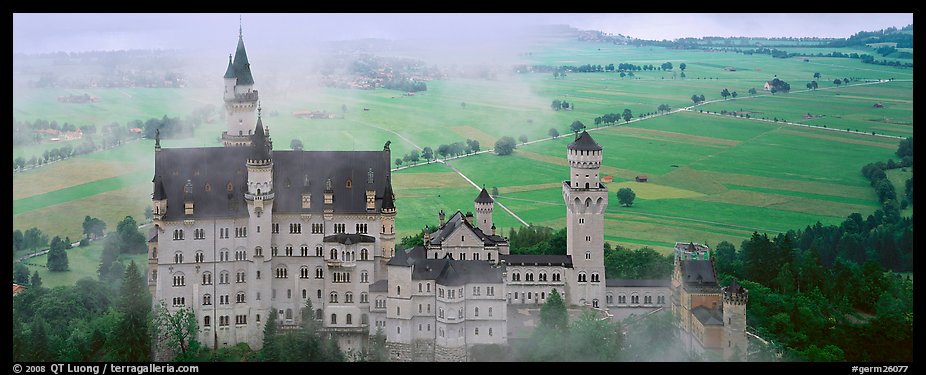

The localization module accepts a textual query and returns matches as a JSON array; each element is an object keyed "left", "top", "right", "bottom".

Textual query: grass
[
  {"left": 18, "top": 241, "right": 147, "bottom": 289},
  {"left": 12, "top": 41, "right": 910, "bottom": 266}
]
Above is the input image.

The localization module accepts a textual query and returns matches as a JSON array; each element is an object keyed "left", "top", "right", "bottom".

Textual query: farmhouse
[{"left": 635, "top": 175, "right": 648, "bottom": 182}]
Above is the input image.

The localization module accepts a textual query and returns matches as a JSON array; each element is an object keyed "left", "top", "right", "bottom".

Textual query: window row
[{"left": 511, "top": 271, "right": 561, "bottom": 282}]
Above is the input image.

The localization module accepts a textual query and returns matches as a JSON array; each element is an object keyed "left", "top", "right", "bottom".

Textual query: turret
[
  {"left": 152, "top": 175, "right": 168, "bottom": 220},
  {"left": 722, "top": 279, "right": 749, "bottom": 361},
  {"left": 222, "top": 24, "right": 259, "bottom": 147},
  {"left": 566, "top": 130, "right": 603, "bottom": 190},
  {"left": 183, "top": 179, "right": 194, "bottom": 217},
  {"left": 474, "top": 187, "right": 494, "bottom": 234},
  {"left": 366, "top": 168, "right": 376, "bottom": 211}
]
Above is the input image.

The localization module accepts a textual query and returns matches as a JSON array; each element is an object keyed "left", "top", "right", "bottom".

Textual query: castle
[{"left": 148, "top": 27, "right": 747, "bottom": 361}]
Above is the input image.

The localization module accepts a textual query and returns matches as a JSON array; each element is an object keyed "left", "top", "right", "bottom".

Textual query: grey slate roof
[
  {"left": 223, "top": 54, "right": 235, "bottom": 79},
  {"left": 382, "top": 175, "right": 395, "bottom": 211},
  {"left": 428, "top": 210, "right": 507, "bottom": 246},
  {"left": 232, "top": 35, "right": 255, "bottom": 85},
  {"left": 500, "top": 254, "right": 573, "bottom": 267},
  {"left": 567, "top": 130, "right": 602, "bottom": 151},
  {"left": 606, "top": 279, "right": 670, "bottom": 288},
  {"left": 152, "top": 176, "right": 167, "bottom": 200},
  {"left": 153, "top": 147, "right": 390, "bottom": 220},
  {"left": 411, "top": 257, "right": 504, "bottom": 286},
  {"left": 691, "top": 306, "right": 724, "bottom": 326},
  {"left": 250, "top": 118, "right": 271, "bottom": 162},
  {"left": 369, "top": 279, "right": 388, "bottom": 292},
  {"left": 323, "top": 233, "right": 376, "bottom": 245},
  {"left": 387, "top": 246, "right": 412, "bottom": 267},
  {"left": 680, "top": 260, "right": 718, "bottom": 288},
  {"left": 475, "top": 187, "right": 494, "bottom": 204}
]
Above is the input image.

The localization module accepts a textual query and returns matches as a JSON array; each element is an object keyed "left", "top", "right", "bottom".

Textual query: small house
[
  {"left": 635, "top": 175, "right": 648, "bottom": 183},
  {"left": 601, "top": 175, "right": 613, "bottom": 183}
]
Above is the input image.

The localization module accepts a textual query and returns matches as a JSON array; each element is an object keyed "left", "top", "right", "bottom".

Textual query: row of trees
[
  {"left": 394, "top": 139, "right": 483, "bottom": 166},
  {"left": 550, "top": 99, "right": 572, "bottom": 111},
  {"left": 592, "top": 109, "right": 634, "bottom": 126}
]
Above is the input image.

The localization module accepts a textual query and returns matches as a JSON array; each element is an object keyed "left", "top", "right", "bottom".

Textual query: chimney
[
  {"left": 491, "top": 224, "right": 496, "bottom": 236},
  {"left": 439, "top": 210, "right": 445, "bottom": 227},
  {"left": 465, "top": 211, "right": 474, "bottom": 224}
]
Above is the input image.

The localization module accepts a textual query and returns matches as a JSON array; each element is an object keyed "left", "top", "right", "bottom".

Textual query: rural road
[{"left": 388, "top": 79, "right": 906, "bottom": 229}]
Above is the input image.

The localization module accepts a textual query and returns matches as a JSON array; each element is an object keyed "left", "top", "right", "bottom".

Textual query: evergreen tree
[
  {"left": 113, "top": 261, "right": 150, "bottom": 361},
  {"left": 31, "top": 271, "right": 42, "bottom": 289},
  {"left": 539, "top": 288, "right": 567, "bottom": 331},
  {"left": 14, "top": 262, "right": 30, "bottom": 285},
  {"left": 47, "top": 236, "right": 69, "bottom": 272},
  {"left": 262, "top": 308, "right": 278, "bottom": 361},
  {"left": 29, "top": 317, "right": 53, "bottom": 361}
]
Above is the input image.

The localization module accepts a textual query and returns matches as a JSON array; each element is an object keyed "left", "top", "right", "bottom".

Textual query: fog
[{"left": 13, "top": 13, "right": 913, "bottom": 55}]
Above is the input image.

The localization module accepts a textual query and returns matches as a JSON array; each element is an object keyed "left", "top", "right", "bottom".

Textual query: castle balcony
[
  {"left": 326, "top": 259, "right": 356, "bottom": 268},
  {"left": 225, "top": 91, "right": 259, "bottom": 103},
  {"left": 244, "top": 192, "right": 275, "bottom": 202},
  {"left": 321, "top": 325, "right": 368, "bottom": 334}
]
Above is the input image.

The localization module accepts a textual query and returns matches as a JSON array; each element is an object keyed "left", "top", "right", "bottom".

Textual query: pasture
[
  {"left": 19, "top": 241, "right": 147, "bottom": 289},
  {"left": 13, "top": 40, "right": 912, "bottom": 273}
]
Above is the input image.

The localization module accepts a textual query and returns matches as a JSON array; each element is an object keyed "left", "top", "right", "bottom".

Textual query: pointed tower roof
[
  {"left": 382, "top": 175, "right": 396, "bottom": 211},
  {"left": 250, "top": 116, "right": 271, "bottom": 162},
  {"left": 475, "top": 187, "right": 494, "bottom": 204},
  {"left": 153, "top": 176, "right": 167, "bottom": 200},
  {"left": 223, "top": 54, "right": 235, "bottom": 79},
  {"left": 232, "top": 29, "right": 255, "bottom": 85},
  {"left": 567, "top": 130, "right": 602, "bottom": 151}
]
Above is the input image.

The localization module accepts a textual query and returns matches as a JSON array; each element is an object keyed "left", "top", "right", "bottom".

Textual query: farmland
[{"left": 13, "top": 38, "right": 912, "bottom": 277}]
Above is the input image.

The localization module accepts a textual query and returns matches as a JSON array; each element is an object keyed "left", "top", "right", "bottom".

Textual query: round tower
[
  {"left": 474, "top": 187, "right": 494, "bottom": 234},
  {"left": 722, "top": 279, "right": 749, "bottom": 361},
  {"left": 222, "top": 25, "right": 259, "bottom": 147},
  {"left": 562, "top": 130, "right": 608, "bottom": 307}
]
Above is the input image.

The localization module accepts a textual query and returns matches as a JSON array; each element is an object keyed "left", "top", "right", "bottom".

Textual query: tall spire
[
  {"left": 239, "top": 15, "right": 243, "bottom": 39},
  {"left": 232, "top": 19, "right": 254, "bottom": 85}
]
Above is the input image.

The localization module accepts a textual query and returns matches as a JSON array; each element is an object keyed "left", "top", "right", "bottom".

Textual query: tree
[
  {"left": 679, "top": 63, "right": 687, "bottom": 71},
  {"left": 113, "top": 261, "right": 151, "bottom": 362},
  {"left": 47, "top": 236, "right": 69, "bottom": 272},
  {"left": 460, "top": 102, "right": 467, "bottom": 110},
  {"left": 895, "top": 137, "right": 912, "bottom": 159},
  {"left": 494, "top": 136, "right": 517, "bottom": 156},
  {"left": 153, "top": 302, "right": 200, "bottom": 361},
  {"left": 82, "top": 216, "right": 106, "bottom": 240},
  {"left": 115, "top": 216, "right": 146, "bottom": 254},
  {"left": 833, "top": 78, "right": 842, "bottom": 87},
  {"left": 551, "top": 99, "right": 562, "bottom": 111},
  {"left": 617, "top": 187, "right": 636, "bottom": 207},
  {"left": 14, "top": 262, "right": 30, "bottom": 284},
  {"left": 144, "top": 206, "right": 153, "bottom": 222},
  {"left": 732, "top": 91, "right": 738, "bottom": 98},
  {"left": 539, "top": 288, "right": 568, "bottom": 331},
  {"left": 721, "top": 88, "right": 731, "bottom": 100},
  {"left": 394, "top": 158, "right": 403, "bottom": 166},
  {"left": 31, "top": 270, "right": 43, "bottom": 288},
  {"left": 437, "top": 144, "right": 450, "bottom": 158},
  {"left": 657, "top": 104, "right": 671, "bottom": 113},
  {"left": 24, "top": 227, "right": 48, "bottom": 254},
  {"left": 29, "top": 318, "right": 53, "bottom": 362},
  {"left": 262, "top": 308, "right": 279, "bottom": 361},
  {"left": 680, "top": 71, "right": 686, "bottom": 78},
  {"left": 806, "top": 82, "right": 813, "bottom": 90},
  {"left": 570, "top": 120, "right": 585, "bottom": 133},
  {"left": 421, "top": 146, "right": 433, "bottom": 161},
  {"left": 661, "top": 62, "right": 673, "bottom": 71},
  {"left": 814, "top": 72, "right": 821, "bottom": 80},
  {"left": 622, "top": 108, "right": 633, "bottom": 123},
  {"left": 466, "top": 139, "right": 481, "bottom": 153},
  {"left": 13, "top": 229, "right": 24, "bottom": 252},
  {"left": 548, "top": 128, "right": 559, "bottom": 138},
  {"left": 492, "top": 186, "right": 499, "bottom": 197},
  {"left": 699, "top": 94, "right": 706, "bottom": 102},
  {"left": 290, "top": 138, "right": 304, "bottom": 151},
  {"left": 620, "top": 71, "right": 626, "bottom": 79},
  {"left": 691, "top": 94, "right": 703, "bottom": 104},
  {"left": 748, "top": 87, "right": 758, "bottom": 95},
  {"left": 519, "top": 134, "right": 529, "bottom": 144},
  {"left": 408, "top": 150, "right": 420, "bottom": 164}
]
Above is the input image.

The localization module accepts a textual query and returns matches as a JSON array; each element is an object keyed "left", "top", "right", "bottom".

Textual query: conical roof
[
  {"left": 250, "top": 117, "right": 271, "bottom": 161},
  {"left": 475, "top": 187, "right": 494, "bottom": 204},
  {"left": 232, "top": 34, "right": 254, "bottom": 85},
  {"left": 567, "top": 130, "right": 602, "bottom": 151}
]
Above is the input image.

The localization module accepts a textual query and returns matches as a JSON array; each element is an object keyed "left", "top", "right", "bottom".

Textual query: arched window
[
  {"left": 203, "top": 294, "right": 212, "bottom": 305},
  {"left": 300, "top": 266, "right": 309, "bottom": 279},
  {"left": 361, "top": 248, "right": 369, "bottom": 260},
  {"left": 202, "top": 272, "right": 212, "bottom": 285},
  {"left": 330, "top": 249, "right": 338, "bottom": 260},
  {"left": 396, "top": 285, "right": 401, "bottom": 296},
  {"left": 346, "top": 314, "right": 353, "bottom": 325},
  {"left": 488, "top": 307, "right": 493, "bottom": 317},
  {"left": 204, "top": 316, "right": 211, "bottom": 327},
  {"left": 419, "top": 283, "right": 423, "bottom": 292},
  {"left": 236, "top": 292, "right": 245, "bottom": 303},
  {"left": 474, "top": 307, "right": 479, "bottom": 317},
  {"left": 330, "top": 292, "right": 338, "bottom": 303},
  {"left": 361, "top": 314, "right": 369, "bottom": 325},
  {"left": 360, "top": 292, "right": 368, "bottom": 303},
  {"left": 361, "top": 270, "right": 369, "bottom": 283},
  {"left": 315, "top": 309, "right": 323, "bottom": 320},
  {"left": 315, "top": 267, "right": 324, "bottom": 279},
  {"left": 331, "top": 314, "right": 337, "bottom": 325},
  {"left": 345, "top": 292, "right": 353, "bottom": 303},
  {"left": 286, "top": 309, "right": 293, "bottom": 320}
]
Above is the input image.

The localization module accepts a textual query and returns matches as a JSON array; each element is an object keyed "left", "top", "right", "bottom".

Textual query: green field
[
  {"left": 13, "top": 41, "right": 913, "bottom": 279},
  {"left": 18, "top": 241, "right": 147, "bottom": 289}
]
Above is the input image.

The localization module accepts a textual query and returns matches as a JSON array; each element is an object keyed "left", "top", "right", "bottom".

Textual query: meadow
[
  {"left": 13, "top": 40, "right": 912, "bottom": 279},
  {"left": 19, "top": 241, "right": 147, "bottom": 289}
]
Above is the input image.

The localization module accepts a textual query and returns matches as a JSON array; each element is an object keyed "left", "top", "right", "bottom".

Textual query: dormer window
[
  {"left": 346, "top": 179, "right": 352, "bottom": 189},
  {"left": 204, "top": 183, "right": 212, "bottom": 192},
  {"left": 227, "top": 182, "right": 234, "bottom": 192}
]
